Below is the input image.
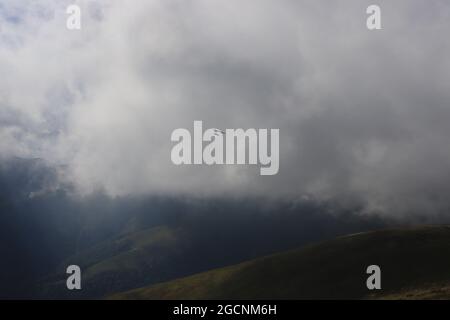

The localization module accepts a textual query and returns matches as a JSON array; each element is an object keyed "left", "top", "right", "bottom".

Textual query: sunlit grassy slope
[{"left": 110, "top": 225, "right": 450, "bottom": 299}]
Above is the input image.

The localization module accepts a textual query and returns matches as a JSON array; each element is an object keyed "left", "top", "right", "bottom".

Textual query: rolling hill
[
  {"left": 38, "top": 200, "right": 385, "bottom": 299},
  {"left": 40, "top": 226, "right": 190, "bottom": 298},
  {"left": 110, "top": 225, "right": 450, "bottom": 299}
]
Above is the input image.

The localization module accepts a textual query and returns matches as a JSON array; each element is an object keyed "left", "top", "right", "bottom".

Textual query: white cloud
[{"left": 1, "top": 0, "right": 450, "bottom": 217}]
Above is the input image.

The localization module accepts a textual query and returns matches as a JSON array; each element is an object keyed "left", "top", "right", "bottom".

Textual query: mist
[{"left": 1, "top": 0, "right": 450, "bottom": 218}]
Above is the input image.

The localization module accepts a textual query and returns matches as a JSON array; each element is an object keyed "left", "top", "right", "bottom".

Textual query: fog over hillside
[
  {"left": 1, "top": 0, "right": 450, "bottom": 301},
  {"left": 0, "top": 158, "right": 389, "bottom": 298}
]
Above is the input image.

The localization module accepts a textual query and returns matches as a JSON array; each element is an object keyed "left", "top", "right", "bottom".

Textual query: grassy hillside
[
  {"left": 41, "top": 226, "right": 189, "bottom": 298},
  {"left": 110, "top": 225, "right": 450, "bottom": 299}
]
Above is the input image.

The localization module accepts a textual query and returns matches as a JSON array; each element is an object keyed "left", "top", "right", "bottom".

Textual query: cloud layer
[{"left": 1, "top": 0, "right": 450, "bottom": 216}]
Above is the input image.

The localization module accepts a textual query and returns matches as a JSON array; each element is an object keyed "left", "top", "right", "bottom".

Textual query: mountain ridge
[{"left": 110, "top": 225, "right": 450, "bottom": 300}]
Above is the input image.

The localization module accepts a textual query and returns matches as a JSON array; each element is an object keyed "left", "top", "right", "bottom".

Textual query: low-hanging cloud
[{"left": 1, "top": 0, "right": 450, "bottom": 217}]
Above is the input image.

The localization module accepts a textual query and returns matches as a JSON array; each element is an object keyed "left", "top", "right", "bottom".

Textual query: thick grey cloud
[{"left": 1, "top": 0, "right": 450, "bottom": 217}]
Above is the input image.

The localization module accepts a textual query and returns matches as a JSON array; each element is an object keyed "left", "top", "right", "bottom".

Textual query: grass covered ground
[{"left": 110, "top": 225, "right": 450, "bottom": 299}]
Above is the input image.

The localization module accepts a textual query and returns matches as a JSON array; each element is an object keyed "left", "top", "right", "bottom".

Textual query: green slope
[
  {"left": 110, "top": 225, "right": 450, "bottom": 299},
  {"left": 41, "top": 226, "right": 187, "bottom": 298}
]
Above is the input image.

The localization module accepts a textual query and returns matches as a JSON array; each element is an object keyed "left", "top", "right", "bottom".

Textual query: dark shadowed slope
[
  {"left": 111, "top": 225, "right": 450, "bottom": 299},
  {"left": 38, "top": 199, "right": 385, "bottom": 299}
]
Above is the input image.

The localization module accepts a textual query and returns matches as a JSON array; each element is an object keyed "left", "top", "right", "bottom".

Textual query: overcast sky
[{"left": 1, "top": 0, "right": 450, "bottom": 217}]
